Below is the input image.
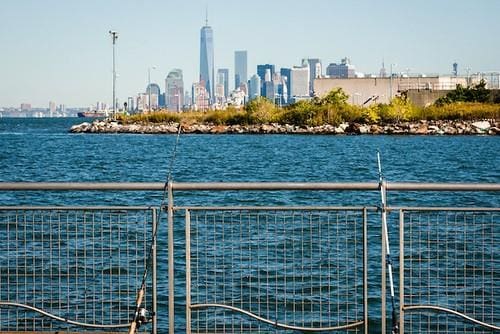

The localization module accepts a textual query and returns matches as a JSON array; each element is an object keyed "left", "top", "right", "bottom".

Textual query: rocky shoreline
[{"left": 70, "top": 119, "right": 500, "bottom": 135}]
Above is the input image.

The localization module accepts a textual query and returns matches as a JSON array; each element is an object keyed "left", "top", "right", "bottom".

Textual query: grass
[{"left": 117, "top": 96, "right": 499, "bottom": 127}]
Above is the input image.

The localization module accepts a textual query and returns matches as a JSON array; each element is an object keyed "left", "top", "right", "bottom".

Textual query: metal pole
[
  {"left": 152, "top": 208, "right": 158, "bottom": 334},
  {"left": 185, "top": 209, "right": 191, "bottom": 334},
  {"left": 390, "top": 64, "right": 393, "bottom": 101},
  {"left": 109, "top": 31, "right": 118, "bottom": 120},
  {"left": 167, "top": 182, "right": 174, "bottom": 334},
  {"left": 399, "top": 209, "right": 405, "bottom": 334},
  {"left": 363, "top": 208, "right": 368, "bottom": 334},
  {"left": 148, "top": 68, "right": 151, "bottom": 113}
]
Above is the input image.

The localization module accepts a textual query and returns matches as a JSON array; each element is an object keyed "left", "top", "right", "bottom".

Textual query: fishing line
[
  {"left": 377, "top": 151, "right": 399, "bottom": 334},
  {"left": 129, "top": 123, "right": 182, "bottom": 334}
]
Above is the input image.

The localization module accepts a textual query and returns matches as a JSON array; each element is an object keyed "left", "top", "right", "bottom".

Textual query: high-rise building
[
  {"left": 234, "top": 50, "right": 247, "bottom": 89},
  {"left": 217, "top": 68, "right": 229, "bottom": 98},
  {"left": 257, "top": 64, "right": 275, "bottom": 97},
  {"left": 248, "top": 75, "right": 261, "bottom": 100},
  {"left": 48, "top": 101, "right": 56, "bottom": 116},
  {"left": 192, "top": 81, "right": 210, "bottom": 111},
  {"left": 453, "top": 62, "right": 458, "bottom": 77},
  {"left": 280, "top": 68, "right": 291, "bottom": 104},
  {"left": 257, "top": 64, "right": 275, "bottom": 83},
  {"left": 146, "top": 83, "right": 161, "bottom": 110},
  {"left": 165, "top": 69, "right": 184, "bottom": 112},
  {"left": 20, "top": 103, "right": 31, "bottom": 111},
  {"left": 303, "top": 58, "right": 322, "bottom": 95},
  {"left": 290, "top": 65, "right": 310, "bottom": 101},
  {"left": 326, "top": 57, "right": 355, "bottom": 78},
  {"left": 200, "top": 20, "right": 215, "bottom": 103}
]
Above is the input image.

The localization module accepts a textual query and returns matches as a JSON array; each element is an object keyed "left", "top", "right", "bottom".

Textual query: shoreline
[{"left": 70, "top": 119, "right": 500, "bottom": 135}]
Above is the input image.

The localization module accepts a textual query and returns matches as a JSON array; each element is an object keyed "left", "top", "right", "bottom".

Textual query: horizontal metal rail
[
  {"left": 1, "top": 182, "right": 500, "bottom": 191},
  {"left": 403, "top": 305, "right": 500, "bottom": 331},
  {"left": 191, "top": 304, "right": 365, "bottom": 332},
  {"left": 0, "top": 206, "right": 154, "bottom": 210},
  {"left": 175, "top": 205, "right": 378, "bottom": 211},
  {"left": 0, "top": 302, "right": 129, "bottom": 329}
]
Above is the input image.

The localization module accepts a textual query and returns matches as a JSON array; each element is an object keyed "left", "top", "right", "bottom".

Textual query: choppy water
[{"left": 0, "top": 118, "right": 499, "bottom": 332}]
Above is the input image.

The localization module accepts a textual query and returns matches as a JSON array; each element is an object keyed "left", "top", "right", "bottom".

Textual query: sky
[{"left": 0, "top": 0, "right": 499, "bottom": 108}]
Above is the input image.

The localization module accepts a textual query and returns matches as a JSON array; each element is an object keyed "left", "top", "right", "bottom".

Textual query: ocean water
[{"left": 0, "top": 118, "right": 499, "bottom": 332}]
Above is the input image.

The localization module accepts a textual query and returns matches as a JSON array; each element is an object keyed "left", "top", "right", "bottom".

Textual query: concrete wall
[
  {"left": 313, "top": 76, "right": 468, "bottom": 106},
  {"left": 407, "top": 90, "right": 450, "bottom": 107}
]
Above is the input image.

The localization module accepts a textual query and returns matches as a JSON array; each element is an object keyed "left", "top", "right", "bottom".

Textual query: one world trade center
[{"left": 199, "top": 18, "right": 214, "bottom": 103}]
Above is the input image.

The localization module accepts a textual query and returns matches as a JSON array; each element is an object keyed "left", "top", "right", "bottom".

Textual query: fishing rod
[
  {"left": 128, "top": 124, "right": 182, "bottom": 334},
  {"left": 377, "top": 151, "right": 399, "bottom": 334}
]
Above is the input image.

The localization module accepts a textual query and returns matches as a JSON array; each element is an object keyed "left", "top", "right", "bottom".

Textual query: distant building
[
  {"left": 135, "top": 93, "right": 148, "bottom": 111},
  {"left": 248, "top": 74, "right": 261, "bottom": 100},
  {"left": 165, "top": 69, "right": 184, "bottom": 112},
  {"left": 146, "top": 83, "right": 161, "bottom": 110},
  {"left": 263, "top": 80, "right": 274, "bottom": 101},
  {"left": 192, "top": 81, "right": 210, "bottom": 111},
  {"left": 303, "top": 58, "right": 322, "bottom": 94},
  {"left": 49, "top": 101, "right": 56, "bottom": 116},
  {"left": 20, "top": 103, "right": 31, "bottom": 111},
  {"left": 200, "top": 22, "right": 215, "bottom": 102},
  {"left": 217, "top": 68, "right": 229, "bottom": 98},
  {"left": 326, "top": 57, "right": 356, "bottom": 78},
  {"left": 453, "top": 62, "right": 458, "bottom": 77},
  {"left": 257, "top": 64, "right": 275, "bottom": 83},
  {"left": 227, "top": 89, "right": 246, "bottom": 107},
  {"left": 290, "top": 65, "right": 310, "bottom": 101},
  {"left": 234, "top": 51, "right": 247, "bottom": 90},
  {"left": 280, "top": 68, "right": 291, "bottom": 104},
  {"left": 127, "top": 97, "right": 135, "bottom": 112},
  {"left": 379, "top": 61, "right": 387, "bottom": 78}
]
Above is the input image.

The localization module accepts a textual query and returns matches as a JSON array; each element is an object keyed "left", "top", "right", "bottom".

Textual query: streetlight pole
[
  {"left": 148, "top": 66, "right": 156, "bottom": 112},
  {"left": 406, "top": 68, "right": 411, "bottom": 91},
  {"left": 109, "top": 30, "right": 118, "bottom": 120},
  {"left": 389, "top": 63, "right": 396, "bottom": 101}
]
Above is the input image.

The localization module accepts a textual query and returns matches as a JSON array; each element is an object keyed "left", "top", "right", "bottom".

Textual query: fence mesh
[
  {"left": 0, "top": 207, "right": 154, "bottom": 333},
  {"left": 400, "top": 209, "right": 500, "bottom": 333},
  {"left": 187, "top": 208, "right": 366, "bottom": 333}
]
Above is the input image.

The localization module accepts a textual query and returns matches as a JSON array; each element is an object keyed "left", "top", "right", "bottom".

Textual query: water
[{"left": 0, "top": 118, "right": 499, "bottom": 332}]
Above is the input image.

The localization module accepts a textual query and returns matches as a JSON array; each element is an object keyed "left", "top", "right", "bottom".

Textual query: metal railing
[
  {"left": 0, "top": 181, "right": 499, "bottom": 333},
  {"left": 0, "top": 206, "right": 157, "bottom": 333},
  {"left": 184, "top": 207, "right": 367, "bottom": 333},
  {"left": 399, "top": 208, "right": 500, "bottom": 333}
]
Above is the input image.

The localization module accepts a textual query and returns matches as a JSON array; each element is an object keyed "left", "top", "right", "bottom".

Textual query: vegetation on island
[{"left": 117, "top": 84, "right": 499, "bottom": 127}]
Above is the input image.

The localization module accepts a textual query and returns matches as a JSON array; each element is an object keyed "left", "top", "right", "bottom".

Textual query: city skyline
[{"left": 1, "top": 0, "right": 499, "bottom": 107}]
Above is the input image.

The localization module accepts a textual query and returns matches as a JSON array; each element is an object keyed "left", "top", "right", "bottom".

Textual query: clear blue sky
[{"left": 1, "top": 0, "right": 499, "bottom": 107}]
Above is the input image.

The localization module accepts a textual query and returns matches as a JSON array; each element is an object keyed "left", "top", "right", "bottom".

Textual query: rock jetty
[{"left": 70, "top": 119, "right": 500, "bottom": 135}]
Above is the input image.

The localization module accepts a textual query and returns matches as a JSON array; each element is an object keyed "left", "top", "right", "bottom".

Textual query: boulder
[{"left": 471, "top": 121, "right": 491, "bottom": 132}]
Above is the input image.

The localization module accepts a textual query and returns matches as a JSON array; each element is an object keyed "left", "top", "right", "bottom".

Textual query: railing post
[
  {"left": 363, "top": 208, "right": 368, "bottom": 334},
  {"left": 168, "top": 182, "right": 174, "bottom": 334},
  {"left": 152, "top": 208, "right": 158, "bottom": 334},
  {"left": 399, "top": 209, "right": 405, "bottom": 334},
  {"left": 185, "top": 209, "right": 191, "bottom": 334}
]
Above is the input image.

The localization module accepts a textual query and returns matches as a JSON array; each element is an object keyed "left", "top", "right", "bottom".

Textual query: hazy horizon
[{"left": 1, "top": 0, "right": 499, "bottom": 108}]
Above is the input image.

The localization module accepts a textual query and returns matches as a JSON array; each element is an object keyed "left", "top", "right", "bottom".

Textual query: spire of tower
[{"left": 205, "top": 5, "right": 208, "bottom": 26}]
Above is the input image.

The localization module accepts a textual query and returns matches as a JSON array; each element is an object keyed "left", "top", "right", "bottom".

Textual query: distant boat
[{"left": 77, "top": 111, "right": 107, "bottom": 118}]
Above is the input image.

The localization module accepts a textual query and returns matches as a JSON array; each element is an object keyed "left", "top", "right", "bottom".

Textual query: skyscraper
[
  {"left": 290, "top": 65, "right": 310, "bottom": 101},
  {"left": 217, "top": 68, "right": 229, "bottom": 98},
  {"left": 165, "top": 69, "right": 184, "bottom": 112},
  {"left": 257, "top": 64, "right": 275, "bottom": 83},
  {"left": 303, "top": 58, "right": 322, "bottom": 95},
  {"left": 200, "top": 19, "right": 215, "bottom": 103},
  {"left": 257, "top": 64, "right": 275, "bottom": 97},
  {"left": 249, "top": 75, "right": 261, "bottom": 100},
  {"left": 234, "top": 50, "right": 247, "bottom": 90},
  {"left": 326, "top": 57, "right": 355, "bottom": 78}
]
